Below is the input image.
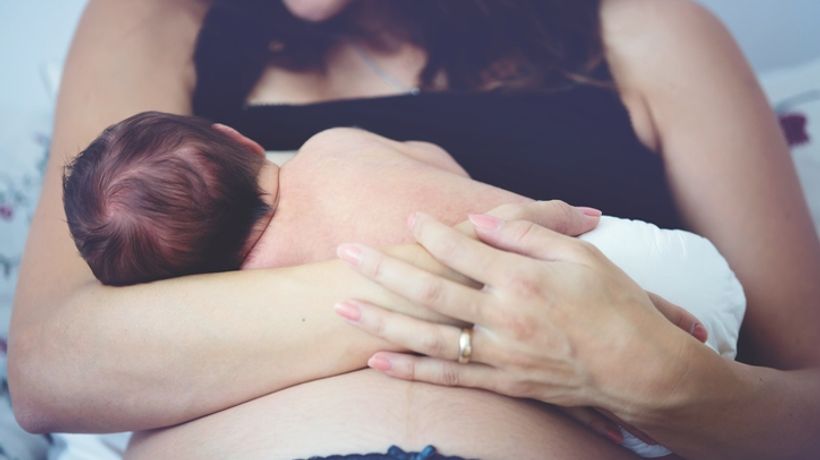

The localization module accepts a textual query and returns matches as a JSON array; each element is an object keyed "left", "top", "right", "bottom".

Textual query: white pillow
[{"left": 582, "top": 217, "right": 746, "bottom": 359}]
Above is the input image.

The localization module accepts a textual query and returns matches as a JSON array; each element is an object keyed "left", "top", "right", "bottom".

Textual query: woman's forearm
[
  {"left": 9, "top": 244, "right": 454, "bottom": 434},
  {"left": 9, "top": 0, "right": 468, "bottom": 435},
  {"left": 11, "top": 263, "right": 373, "bottom": 433},
  {"left": 624, "top": 339, "right": 820, "bottom": 459}
]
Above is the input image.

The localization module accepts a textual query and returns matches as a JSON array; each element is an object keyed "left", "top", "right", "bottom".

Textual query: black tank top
[{"left": 192, "top": 3, "right": 684, "bottom": 229}]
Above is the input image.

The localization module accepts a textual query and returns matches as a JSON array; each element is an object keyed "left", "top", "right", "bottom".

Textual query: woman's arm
[
  {"left": 7, "top": 0, "right": 421, "bottom": 434},
  {"left": 9, "top": 2, "right": 597, "bottom": 436},
  {"left": 326, "top": 2, "right": 820, "bottom": 458},
  {"left": 599, "top": 0, "right": 820, "bottom": 457}
]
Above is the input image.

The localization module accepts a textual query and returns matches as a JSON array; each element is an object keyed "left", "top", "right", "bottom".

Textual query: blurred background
[
  {"left": 0, "top": 1, "right": 819, "bottom": 458},
  {"left": 699, "top": 0, "right": 820, "bottom": 71}
]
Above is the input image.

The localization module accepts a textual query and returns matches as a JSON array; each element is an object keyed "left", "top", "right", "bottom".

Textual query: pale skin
[
  {"left": 220, "top": 124, "right": 697, "bottom": 452},
  {"left": 124, "top": 124, "right": 713, "bottom": 458},
  {"left": 8, "top": 0, "right": 599, "bottom": 438},
  {"left": 334, "top": 1, "right": 820, "bottom": 459},
  {"left": 7, "top": 0, "right": 820, "bottom": 459}
]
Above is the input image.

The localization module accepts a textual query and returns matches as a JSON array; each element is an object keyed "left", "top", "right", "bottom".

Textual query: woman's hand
[
  {"left": 334, "top": 212, "right": 706, "bottom": 411},
  {"left": 383, "top": 200, "right": 603, "bottom": 322}
]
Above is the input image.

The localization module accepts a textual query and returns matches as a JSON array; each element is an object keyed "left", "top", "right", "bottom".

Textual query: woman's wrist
[
  {"left": 617, "top": 340, "right": 820, "bottom": 459},
  {"left": 615, "top": 329, "right": 750, "bottom": 435},
  {"left": 597, "top": 321, "right": 713, "bottom": 419}
]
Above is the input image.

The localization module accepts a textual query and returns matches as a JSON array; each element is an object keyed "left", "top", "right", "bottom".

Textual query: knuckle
[
  {"left": 439, "top": 363, "right": 461, "bottom": 386},
  {"left": 552, "top": 200, "right": 575, "bottom": 235},
  {"left": 550, "top": 200, "right": 571, "bottom": 214},
  {"left": 477, "top": 304, "right": 504, "bottom": 329},
  {"left": 370, "top": 314, "right": 388, "bottom": 338},
  {"left": 419, "top": 332, "right": 447, "bottom": 357},
  {"left": 509, "top": 221, "right": 538, "bottom": 245},
  {"left": 365, "top": 254, "right": 385, "bottom": 279},
  {"left": 418, "top": 277, "right": 445, "bottom": 306},
  {"left": 503, "top": 269, "right": 544, "bottom": 298},
  {"left": 502, "top": 314, "right": 539, "bottom": 341},
  {"left": 406, "top": 360, "right": 419, "bottom": 381},
  {"left": 463, "top": 298, "right": 487, "bottom": 323},
  {"left": 429, "top": 237, "right": 461, "bottom": 262},
  {"left": 571, "top": 239, "right": 601, "bottom": 261}
]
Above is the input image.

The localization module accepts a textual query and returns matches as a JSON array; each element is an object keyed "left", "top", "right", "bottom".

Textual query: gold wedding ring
[{"left": 457, "top": 327, "right": 473, "bottom": 364}]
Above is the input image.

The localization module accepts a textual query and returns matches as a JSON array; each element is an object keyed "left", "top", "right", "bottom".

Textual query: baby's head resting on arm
[{"left": 63, "top": 111, "right": 274, "bottom": 286}]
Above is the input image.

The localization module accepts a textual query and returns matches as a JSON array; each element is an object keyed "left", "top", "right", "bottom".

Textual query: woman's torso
[
  {"left": 127, "top": 370, "right": 638, "bottom": 459},
  {"left": 192, "top": 2, "right": 682, "bottom": 230},
  {"left": 126, "top": 110, "right": 649, "bottom": 460},
  {"left": 128, "top": 3, "right": 672, "bottom": 457}
]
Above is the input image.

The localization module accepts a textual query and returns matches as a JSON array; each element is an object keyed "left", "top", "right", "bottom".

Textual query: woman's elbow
[{"left": 7, "top": 326, "right": 61, "bottom": 434}]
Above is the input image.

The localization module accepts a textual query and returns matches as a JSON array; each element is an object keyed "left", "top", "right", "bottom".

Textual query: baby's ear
[{"left": 212, "top": 123, "right": 266, "bottom": 156}]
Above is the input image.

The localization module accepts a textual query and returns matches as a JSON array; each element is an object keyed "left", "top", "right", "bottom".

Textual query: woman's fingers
[
  {"left": 469, "top": 214, "right": 597, "bottom": 263},
  {"left": 560, "top": 407, "right": 624, "bottom": 445},
  {"left": 648, "top": 292, "right": 708, "bottom": 343},
  {"left": 366, "top": 352, "right": 510, "bottom": 394},
  {"left": 335, "top": 300, "right": 489, "bottom": 362},
  {"left": 337, "top": 243, "right": 492, "bottom": 324},
  {"left": 407, "top": 213, "right": 531, "bottom": 286},
  {"left": 486, "top": 200, "right": 601, "bottom": 237}
]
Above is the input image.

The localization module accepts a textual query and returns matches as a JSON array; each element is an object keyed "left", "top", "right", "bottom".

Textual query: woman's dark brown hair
[{"left": 195, "top": 0, "right": 605, "bottom": 115}]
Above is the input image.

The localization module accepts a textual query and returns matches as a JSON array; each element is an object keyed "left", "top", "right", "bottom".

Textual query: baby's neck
[
  {"left": 257, "top": 160, "right": 281, "bottom": 207},
  {"left": 240, "top": 160, "right": 280, "bottom": 262}
]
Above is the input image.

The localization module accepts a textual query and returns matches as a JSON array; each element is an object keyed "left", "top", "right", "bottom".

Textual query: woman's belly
[{"left": 126, "top": 370, "right": 638, "bottom": 460}]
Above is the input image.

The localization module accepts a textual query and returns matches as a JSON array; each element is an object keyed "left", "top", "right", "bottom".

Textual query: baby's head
[{"left": 63, "top": 111, "right": 275, "bottom": 286}]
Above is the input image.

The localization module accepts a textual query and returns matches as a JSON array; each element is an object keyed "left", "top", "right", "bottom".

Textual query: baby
[
  {"left": 64, "top": 112, "right": 745, "bottom": 458},
  {"left": 63, "top": 111, "right": 471, "bottom": 284},
  {"left": 62, "top": 112, "right": 277, "bottom": 285}
]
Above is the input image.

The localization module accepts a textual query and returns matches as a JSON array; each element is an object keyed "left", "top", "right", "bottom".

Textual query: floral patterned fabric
[
  {"left": 762, "top": 58, "right": 820, "bottom": 236},
  {"left": 0, "top": 109, "right": 52, "bottom": 338}
]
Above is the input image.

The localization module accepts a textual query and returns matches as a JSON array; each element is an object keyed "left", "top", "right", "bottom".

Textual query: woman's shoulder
[
  {"left": 81, "top": 0, "right": 211, "bottom": 39},
  {"left": 77, "top": 0, "right": 211, "bottom": 93},
  {"left": 601, "top": 0, "right": 738, "bottom": 66},
  {"left": 59, "top": 0, "right": 213, "bottom": 126},
  {"left": 599, "top": 0, "right": 749, "bottom": 150},
  {"left": 83, "top": 0, "right": 210, "bottom": 23}
]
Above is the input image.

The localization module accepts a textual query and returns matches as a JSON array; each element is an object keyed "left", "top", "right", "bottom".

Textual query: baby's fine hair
[{"left": 63, "top": 111, "right": 270, "bottom": 286}]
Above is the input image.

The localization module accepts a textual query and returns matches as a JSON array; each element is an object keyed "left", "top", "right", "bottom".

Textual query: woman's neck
[{"left": 343, "top": 0, "right": 419, "bottom": 52}]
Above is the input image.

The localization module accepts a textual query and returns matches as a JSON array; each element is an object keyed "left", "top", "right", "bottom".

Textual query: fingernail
[
  {"left": 577, "top": 206, "right": 602, "bottom": 218},
  {"left": 468, "top": 213, "right": 502, "bottom": 232},
  {"left": 368, "top": 355, "right": 392, "bottom": 371},
  {"left": 334, "top": 301, "right": 362, "bottom": 322},
  {"left": 337, "top": 244, "right": 363, "bottom": 266},
  {"left": 606, "top": 426, "right": 624, "bottom": 444},
  {"left": 692, "top": 322, "right": 708, "bottom": 342}
]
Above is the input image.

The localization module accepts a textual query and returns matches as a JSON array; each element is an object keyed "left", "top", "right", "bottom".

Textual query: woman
[{"left": 8, "top": 0, "right": 819, "bottom": 458}]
